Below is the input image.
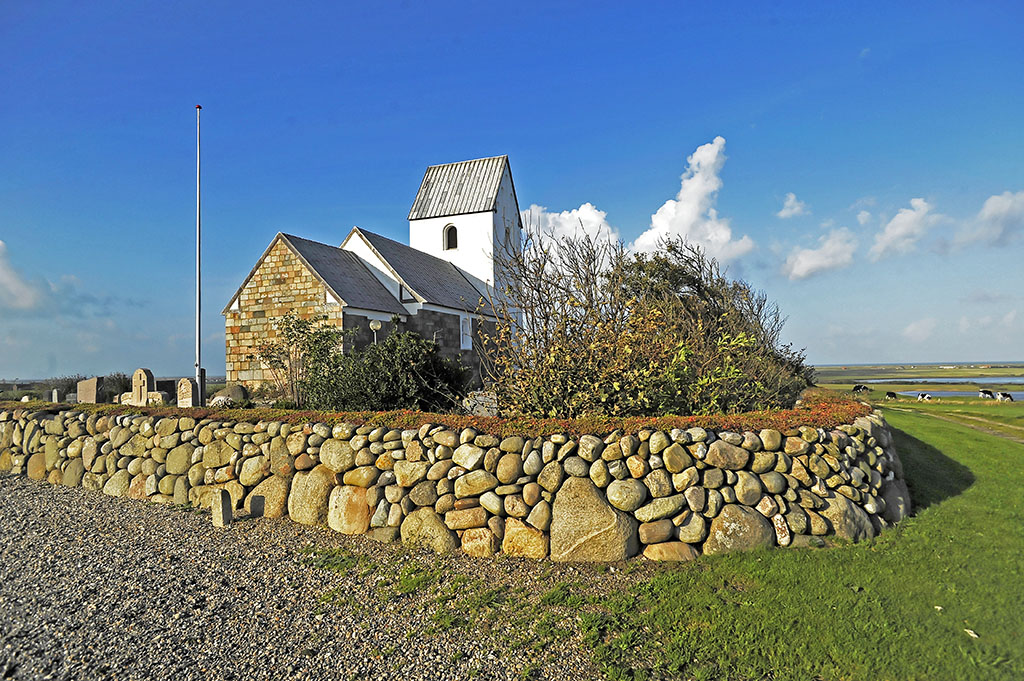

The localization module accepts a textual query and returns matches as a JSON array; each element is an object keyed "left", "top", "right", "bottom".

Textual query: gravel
[{"left": 0, "top": 475, "right": 640, "bottom": 681}]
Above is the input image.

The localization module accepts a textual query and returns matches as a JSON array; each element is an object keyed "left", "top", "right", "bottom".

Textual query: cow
[
  {"left": 917, "top": 392, "right": 932, "bottom": 402},
  {"left": 885, "top": 391, "right": 898, "bottom": 400},
  {"left": 979, "top": 389, "right": 995, "bottom": 399},
  {"left": 852, "top": 384, "right": 869, "bottom": 394},
  {"left": 997, "top": 392, "right": 1015, "bottom": 402}
]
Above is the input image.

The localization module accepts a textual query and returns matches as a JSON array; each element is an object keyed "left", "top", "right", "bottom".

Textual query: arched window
[{"left": 444, "top": 224, "right": 458, "bottom": 250}]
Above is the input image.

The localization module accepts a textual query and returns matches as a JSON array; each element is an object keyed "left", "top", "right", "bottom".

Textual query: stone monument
[
  {"left": 176, "top": 378, "right": 199, "bottom": 408},
  {"left": 76, "top": 377, "right": 103, "bottom": 404}
]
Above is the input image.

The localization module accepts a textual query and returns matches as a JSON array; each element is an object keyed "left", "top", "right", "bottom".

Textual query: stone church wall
[
  {"left": 225, "top": 240, "right": 342, "bottom": 384},
  {"left": 0, "top": 404, "right": 910, "bottom": 563}
]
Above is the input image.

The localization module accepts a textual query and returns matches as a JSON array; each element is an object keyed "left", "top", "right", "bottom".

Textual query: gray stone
[
  {"left": 638, "top": 519, "right": 674, "bottom": 544},
  {"left": 734, "top": 471, "right": 763, "bottom": 505},
  {"left": 526, "top": 499, "right": 551, "bottom": 531},
  {"left": 634, "top": 494, "right": 688, "bottom": 523},
  {"left": 319, "top": 439, "right": 356, "bottom": 473},
  {"left": 102, "top": 469, "right": 131, "bottom": 497},
  {"left": 550, "top": 477, "right": 638, "bottom": 562},
  {"left": 880, "top": 479, "right": 911, "bottom": 524},
  {"left": 606, "top": 478, "right": 648, "bottom": 512},
  {"left": 401, "top": 508, "right": 459, "bottom": 554},
  {"left": 537, "top": 461, "right": 564, "bottom": 493},
  {"left": 563, "top": 456, "right": 589, "bottom": 477},
  {"left": 705, "top": 440, "right": 750, "bottom": 470},
  {"left": 703, "top": 504, "right": 775, "bottom": 555},
  {"left": 479, "top": 491, "right": 504, "bottom": 515},
  {"left": 819, "top": 491, "right": 875, "bottom": 542},
  {"left": 523, "top": 450, "right": 543, "bottom": 476},
  {"left": 675, "top": 511, "right": 708, "bottom": 543},
  {"left": 452, "top": 444, "right": 485, "bottom": 470},
  {"left": 212, "top": 489, "right": 232, "bottom": 527},
  {"left": 643, "top": 468, "right": 672, "bottom": 498},
  {"left": 454, "top": 470, "right": 499, "bottom": 498},
  {"left": 288, "top": 465, "right": 337, "bottom": 525},
  {"left": 589, "top": 459, "right": 610, "bottom": 488}
]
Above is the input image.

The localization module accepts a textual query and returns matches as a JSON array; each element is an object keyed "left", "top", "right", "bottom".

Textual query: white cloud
[
  {"left": 859, "top": 47, "right": 871, "bottom": 59},
  {"left": 902, "top": 317, "right": 937, "bottom": 343},
  {"left": 781, "top": 227, "right": 858, "bottom": 280},
  {"left": 631, "top": 136, "right": 754, "bottom": 261},
  {"left": 868, "top": 198, "right": 941, "bottom": 261},
  {"left": 856, "top": 210, "right": 871, "bottom": 225},
  {"left": 0, "top": 240, "right": 44, "bottom": 310},
  {"left": 776, "top": 192, "right": 809, "bottom": 219},
  {"left": 1003, "top": 309, "right": 1018, "bottom": 327},
  {"left": 956, "top": 190, "right": 1024, "bottom": 247},
  {"left": 522, "top": 202, "right": 620, "bottom": 245}
]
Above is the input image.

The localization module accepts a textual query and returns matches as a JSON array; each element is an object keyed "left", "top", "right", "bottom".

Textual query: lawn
[
  {"left": 298, "top": 399, "right": 1024, "bottom": 680},
  {"left": 575, "top": 402, "right": 1023, "bottom": 680}
]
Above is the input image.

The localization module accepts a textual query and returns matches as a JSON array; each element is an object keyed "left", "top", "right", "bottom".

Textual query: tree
[
  {"left": 247, "top": 312, "right": 345, "bottom": 408},
  {"left": 482, "top": 228, "right": 812, "bottom": 418}
]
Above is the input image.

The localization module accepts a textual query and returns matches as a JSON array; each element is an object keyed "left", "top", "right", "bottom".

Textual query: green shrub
[{"left": 484, "top": 232, "right": 812, "bottom": 418}]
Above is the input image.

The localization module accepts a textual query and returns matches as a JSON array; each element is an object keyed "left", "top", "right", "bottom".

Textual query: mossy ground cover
[{"left": 297, "top": 399, "right": 1023, "bottom": 680}]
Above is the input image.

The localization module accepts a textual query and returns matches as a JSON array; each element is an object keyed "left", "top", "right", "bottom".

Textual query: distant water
[{"left": 866, "top": 377, "right": 1024, "bottom": 384}]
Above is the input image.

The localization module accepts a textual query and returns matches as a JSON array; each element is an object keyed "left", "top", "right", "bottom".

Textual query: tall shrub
[{"left": 483, "top": 230, "right": 812, "bottom": 417}]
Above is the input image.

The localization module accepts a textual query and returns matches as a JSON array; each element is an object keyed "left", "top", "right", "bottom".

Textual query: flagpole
[{"left": 195, "top": 104, "right": 204, "bottom": 404}]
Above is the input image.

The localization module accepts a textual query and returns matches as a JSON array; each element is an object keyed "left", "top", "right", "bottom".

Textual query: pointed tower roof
[{"left": 407, "top": 155, "right": 512, "bottom": 220}]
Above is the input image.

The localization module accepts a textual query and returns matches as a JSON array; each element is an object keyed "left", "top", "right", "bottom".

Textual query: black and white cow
[
  {"left": 979, "top": 389, "right": 995, "bottom": 399},
  {"left": 852, "top": 384, "right": 870, "bottom": 394},
  {"left": 885, "top": 391, "right": 898, "bottom": 400},
  {"left": 997, "top": 392, "right": 1015, "bottom": 402},
  {"left": 917, "top": 392, "right": 932, "bottom": 402}
]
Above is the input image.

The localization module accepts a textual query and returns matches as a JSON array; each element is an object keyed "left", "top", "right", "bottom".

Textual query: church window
[
  {"left": 444, "top": 224, "right": 458, "bottom": 250},
  {"left": 460, "top": 316, "right": 472, "bottom": 350}
]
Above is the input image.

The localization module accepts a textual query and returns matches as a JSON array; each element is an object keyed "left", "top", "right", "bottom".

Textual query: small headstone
[
  {"left": 212, "top": 489, "right": 232, "bottom": 528},
  {"left": 50, "top": 388, "right": 62, "bottom": 403},
  {"left": 177, "top": 378, "right": 199, "bottom": 408},
  {"left": 249, "top": 495, "right": 265, "bottom": 518},
  {"left": 77, "top": 377, "right": 104, "bottom": 404},
  {"left": 66, "top": 392, "right": 78, "bottom": 404},
  {"left": 130, "top": 368, "right": 155, "bottom": 407}
]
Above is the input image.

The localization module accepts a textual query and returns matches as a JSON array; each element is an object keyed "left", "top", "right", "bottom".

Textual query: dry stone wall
[{"left": 0, "top": 406, "right": 911, "bottom": 561}]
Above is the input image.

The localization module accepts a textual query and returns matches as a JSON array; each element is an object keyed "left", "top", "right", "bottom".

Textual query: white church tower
[{"left": 407, "top": 155, "right": 522, "bottom": 291}]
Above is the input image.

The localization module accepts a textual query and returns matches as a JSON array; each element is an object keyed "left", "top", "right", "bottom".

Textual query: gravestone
[
  {"left": 177, "top": 378, "right": 199, "bottom": 408},
  {"left": 212, "top": 489, "right": 233, "bottom": 528},
  {"left": 130, "top": 368, "right": 155, "bottom": 407},
  {"left": 50, "top": 389, "right": 62, "bottom": 403},
  {"left": 77, "top": 377, "right": 103, "bottom": 404}
]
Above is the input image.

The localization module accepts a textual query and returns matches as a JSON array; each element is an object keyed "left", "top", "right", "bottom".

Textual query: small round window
[{"left": 444, "top": 224, "right": 458, "bottom": 250}]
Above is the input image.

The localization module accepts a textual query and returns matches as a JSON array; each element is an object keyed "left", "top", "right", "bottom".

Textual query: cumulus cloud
[
  {"left": 856, "top": 210, "right": 871, "bottom": 226},
  {"left": 521, "top": 202, "right": 620, "bottom": 245},
  {"left": 0, "top": 240, "right": 44, "bottom": 310},
  {"left": 868, "top": 198, "right": 941, "bottom": 261},
  {"left": 781, "top": 227, "right": 858, "bottom": 280},
  {"left": 776, "top": 192, "right": 809, "bottom": 219},
  {"left": 902, "top": 317, "right": 937, "bottom": 343},
  {"left": 956, "top": 190, "right": 1024, "bottom": 247},
  {"left": 631, "top": 136, "right": 754, "bottom": 261}
]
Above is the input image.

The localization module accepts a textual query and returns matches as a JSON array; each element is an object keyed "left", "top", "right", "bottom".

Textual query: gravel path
[{"left": 0, "top": 476, "right": 638, "bottom": 681}]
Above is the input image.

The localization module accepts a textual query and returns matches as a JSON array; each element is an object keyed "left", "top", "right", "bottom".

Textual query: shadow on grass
[{"left": 891, "top": 426, "right": 975, "bottom": 510}]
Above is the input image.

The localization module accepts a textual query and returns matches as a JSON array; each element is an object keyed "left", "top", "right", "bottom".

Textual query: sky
[{"left": 1, "top": 1, "right": 1022, "bottom": 379}]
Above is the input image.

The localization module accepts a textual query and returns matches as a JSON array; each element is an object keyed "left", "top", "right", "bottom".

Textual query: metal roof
[
  {"left": 281, "top": 234, "right": 408, "bottom": 315},
  {"left": 355, "top": 229, "right": 492, "bottom": 314},
  {"left": 408, "top": 155, "right": 509, "bottom": 220}
]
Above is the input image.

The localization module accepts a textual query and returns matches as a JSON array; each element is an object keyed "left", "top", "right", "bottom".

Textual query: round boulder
[{"left": 703, "top": 504, "right": 775, "bottom": 555}]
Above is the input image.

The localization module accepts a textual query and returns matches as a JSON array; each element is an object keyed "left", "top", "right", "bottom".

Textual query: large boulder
[
  {"left": 819, "top": 491, "right": 875, "bottom": 542},
  {"left": 245, "top": 475, "right": 290, "bottom": 518},
  {"left": 26, "top": 453, "right": 47, "bottom": 480},
  {"left": 880, "top": 479, "right": 911, "bottom": 524},
  {"left": 102, "top": 469, "right": 132, "bottom": 497},
  {"left": 327, "top": 485, "right": 370, "bottom": 535},
  {"left": 62, "top": 458, "right": 85, "bottom": 487},
  {"left": 705, "top": 441, "right": 750, "bottom": 470},
  {"left": 288, "top": 465, "right": 337, "bottom": 525},
  {"left": 166, "top": 444, "right": 195, "bottom": 475},
  {"left": 319, "top": 439, "right": 356, "bottom": 473},
  {"left": 643, "top": 542, "right": 700, "bottom": 562},
  {"left": 550, "top": 477, "right": 638, "bottom": 562},
  {"left": 605, "top": 478, "right": 648, "bottom": 512},
  {"left": 401, "top": 508, "right": 458, "bottom": 554},
  {"left": 703, "top": 504, "right": 775, "bottom": 555}
]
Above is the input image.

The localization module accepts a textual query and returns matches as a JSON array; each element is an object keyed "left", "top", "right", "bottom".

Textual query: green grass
[
  {"left": 295, "top": 399, "right": 1024, "bottom": 680},
  {"left": 577, "top": 405, "right": 1024, "bottom": 680}
]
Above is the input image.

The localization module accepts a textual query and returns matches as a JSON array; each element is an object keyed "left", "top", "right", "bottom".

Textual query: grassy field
[
  {"left": 296, "top": 397, "right": 1024, "bottom": 680},
  {"left": 815, "top": 363, "right": 1024, "bottom": 382}
]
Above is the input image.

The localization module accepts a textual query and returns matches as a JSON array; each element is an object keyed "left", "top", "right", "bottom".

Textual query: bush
[
  {"left": 102, "top": 372, "right": 131, "bottom": 402},
  {"left": 306, "top": 331, "right": 467, "bottom": 412},
  {"left": 249, "top": 312, "right": 467, "bottom": 412},
  {"left": 483, "top": 231, "right": 812, "bottom": 418}
]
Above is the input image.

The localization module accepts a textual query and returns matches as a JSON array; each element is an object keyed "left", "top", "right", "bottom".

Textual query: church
[{"left": 222, "top": 155, "right": 522, "bottom": 386}]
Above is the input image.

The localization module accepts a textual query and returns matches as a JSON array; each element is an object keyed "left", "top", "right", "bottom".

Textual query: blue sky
[{"left": 1, "top": 1, "right": 1022, "bottom": 378}]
